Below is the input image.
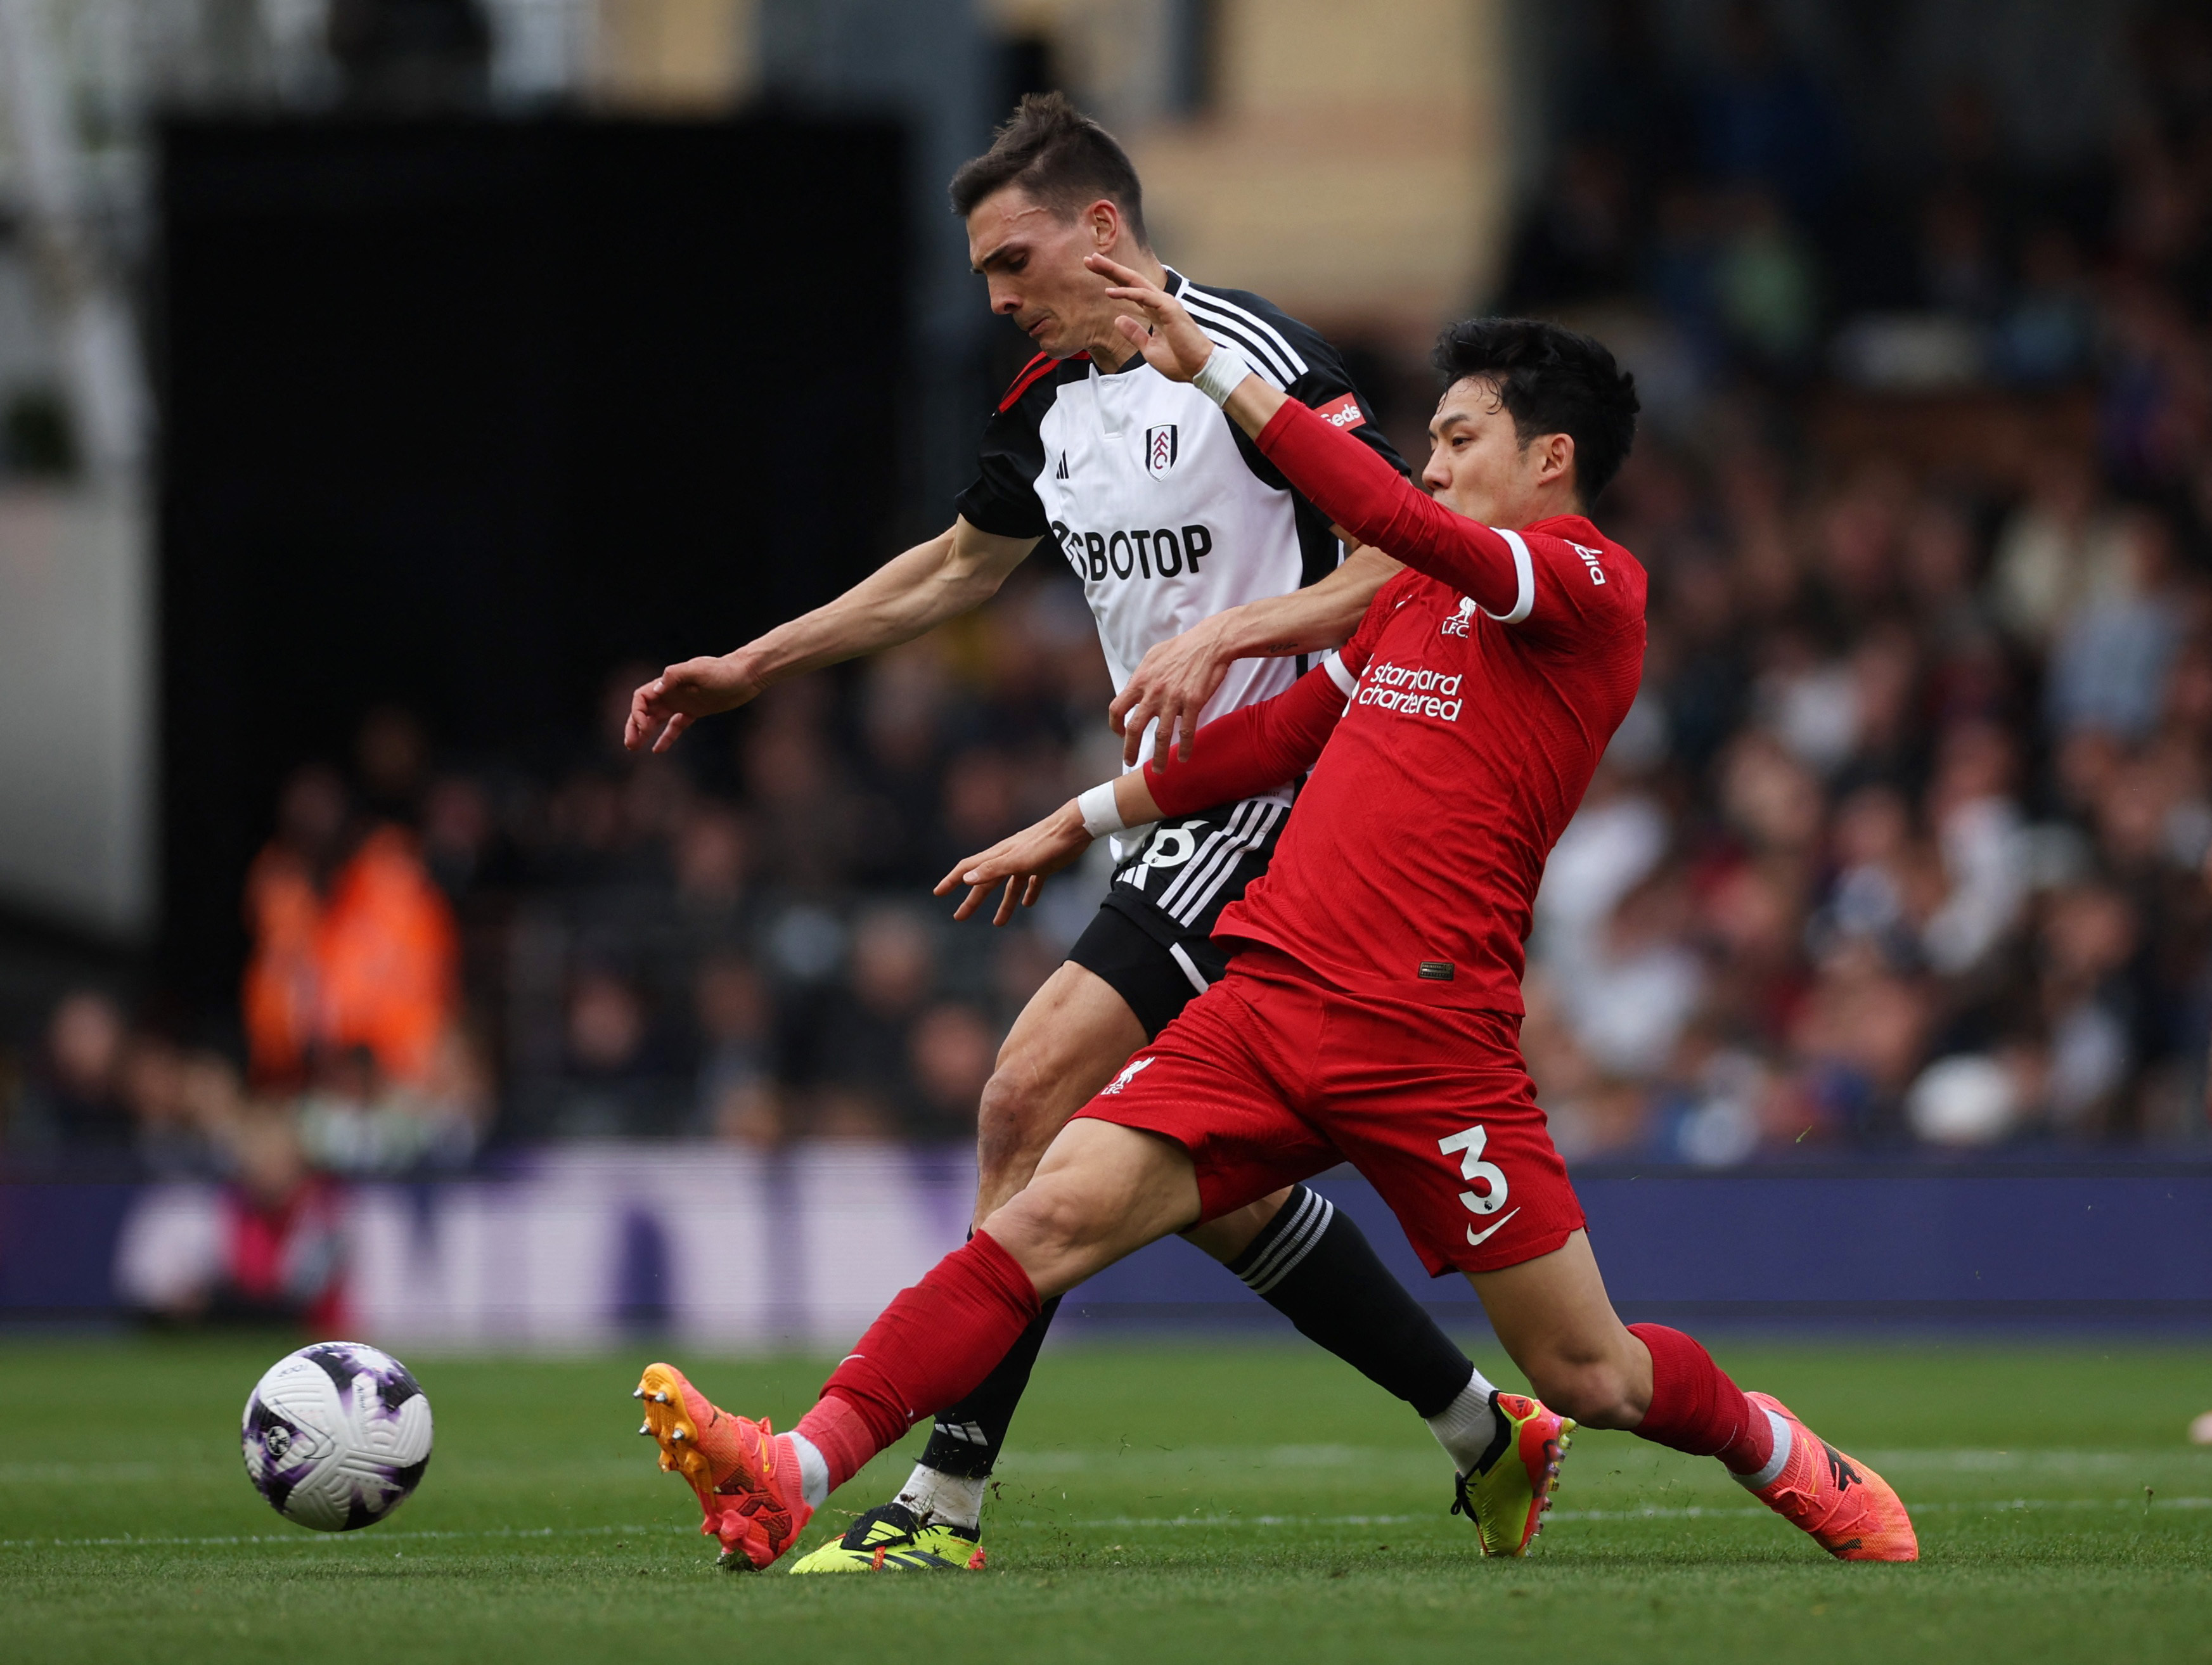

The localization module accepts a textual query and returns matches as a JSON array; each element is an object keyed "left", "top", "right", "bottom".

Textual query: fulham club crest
[{"left": 1143, "top": 423, "right": 1179, "bottom": 479}]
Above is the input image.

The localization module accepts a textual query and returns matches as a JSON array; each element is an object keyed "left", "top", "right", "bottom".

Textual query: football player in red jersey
[
  {"left": 627, "top": 93, "right": 1546, "bottom": 1573},
  {"left": 633, "top": 263, "right": 1917, "bottom": 1569}
]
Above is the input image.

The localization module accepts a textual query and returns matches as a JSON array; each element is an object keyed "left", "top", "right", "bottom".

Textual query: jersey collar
[{"left": 1524, "top": 512, "right": 1600, "bottom": 543}]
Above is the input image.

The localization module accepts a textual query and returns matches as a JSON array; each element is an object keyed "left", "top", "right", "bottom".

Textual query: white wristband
[
  {"left": 1076, "top": 781, "right": 1126, "bottom": 840},
  {"left": 1192, "top": 342, "right": 1253, "bottom": 407}
]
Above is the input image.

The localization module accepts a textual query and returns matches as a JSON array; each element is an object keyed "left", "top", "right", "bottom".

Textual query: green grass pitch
[{"left": 3, "top": 1332, "right": 2209, "bottom": 1663}]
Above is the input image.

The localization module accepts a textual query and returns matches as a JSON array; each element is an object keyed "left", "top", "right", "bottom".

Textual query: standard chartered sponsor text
[{"left": 1356, "top": 660, "right": 1463, "bottom": 723}]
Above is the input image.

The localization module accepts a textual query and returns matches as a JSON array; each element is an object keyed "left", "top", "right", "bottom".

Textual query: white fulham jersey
[{"left": 955, "top": 268, "right": 1408, "bottom": 771}]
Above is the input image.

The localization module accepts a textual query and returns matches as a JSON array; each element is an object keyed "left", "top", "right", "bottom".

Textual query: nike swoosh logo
[{"left": 1465, "top": 1209, "right": 1521, "bottom": 1247}]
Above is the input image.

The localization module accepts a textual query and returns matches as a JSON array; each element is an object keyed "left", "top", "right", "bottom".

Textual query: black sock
[
  {"left": 1224, "top": 1185, "right": 1475, "bottom": 1418},
  {"left": 915, "top": 1293, "right": 1063, "bottom": 1480}
]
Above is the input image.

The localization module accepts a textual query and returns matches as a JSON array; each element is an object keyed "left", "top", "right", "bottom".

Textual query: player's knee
[
  {"left": 975, "top": 1066, "right": 1053, "bottom": 1180},
  {"left": 986, "top": 1170, "right": 1116, "bottom": 1265},
  {"left": 1523, "top": 1346, "right": 1641, "bottom": 1429}
]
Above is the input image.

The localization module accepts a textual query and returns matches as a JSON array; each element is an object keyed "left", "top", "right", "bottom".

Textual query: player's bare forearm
[
  {"left": 735, "top": 518, "right": 1032, "bottom": 686},
  {"left": 936, "top": 773, "right": 1163, "bottom": 926},
  {"left": 1110, "top": 544, "right": 1399, "bottom": 764},
  {"left": 1218, "top": 543, "right": 1399, "bottom": 656},
  {"left": 624, "top": 518, "right": 1035, "bottom": 753}
]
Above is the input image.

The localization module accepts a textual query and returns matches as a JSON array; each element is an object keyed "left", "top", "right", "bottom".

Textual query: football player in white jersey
[{"left": 626, "top": 95, "right": 1529, "bottom": 1569}]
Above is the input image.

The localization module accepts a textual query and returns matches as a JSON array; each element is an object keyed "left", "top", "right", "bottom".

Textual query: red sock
[
  {"left": 799, "top": 1230, "right": 1041, "bottom": 1492},
  {"left": 1626, "top": 1323, "right": 1773, "bottom": 1475},
  {"left": 790, "top": 1396, "right": 873, "bottom": 1495}
]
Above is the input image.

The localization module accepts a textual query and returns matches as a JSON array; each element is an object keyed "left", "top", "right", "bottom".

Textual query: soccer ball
[{"left": 241, "top": 1341, "right": 434, "bottom": 1531}]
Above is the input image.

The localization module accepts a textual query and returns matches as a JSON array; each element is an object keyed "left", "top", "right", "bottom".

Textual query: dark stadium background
[{"left": 157, "top": 115, "right": 908, "bottom": 1017}]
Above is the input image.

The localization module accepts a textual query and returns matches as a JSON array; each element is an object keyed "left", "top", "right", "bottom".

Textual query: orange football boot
[
  {"left": 1743, "top": 1391, "right": 1917, "bottom": 1562},
  {"left": 635, "top": 1361, "right": 813, "bottom": 1569}
]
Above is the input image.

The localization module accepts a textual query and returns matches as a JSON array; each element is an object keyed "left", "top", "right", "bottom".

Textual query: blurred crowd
[
  {"left": 9, "top": 0, "right": 2212, "bottom": 1183},
  {"left": 3, "top": 577, "right": 1116, "bottom": 1200},
  {"left": 1507, "top": 1, "right": 2211, "bottom": 411},
  {"left": 1508, "top": 1, "right": 2212, "bottom": 1159}
]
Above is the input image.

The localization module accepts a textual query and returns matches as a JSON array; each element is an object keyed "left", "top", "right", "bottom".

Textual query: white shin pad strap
[{"left": 1734, "top": 1408, "right": 1793, "bottom": 1491}]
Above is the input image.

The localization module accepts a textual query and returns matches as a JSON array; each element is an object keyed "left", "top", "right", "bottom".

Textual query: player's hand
[
  {"left": 624, "top": 655, "right": 762, "bottom": 753},
  {"left": 934, "top": 803, "right": 1093, "bottom": 926},
  {"left": 1085, "top": 254, "right": 1217, "bottom": 383},
  {"left": 1112, "top": 616, "right": 1230, "bottom": 764}
]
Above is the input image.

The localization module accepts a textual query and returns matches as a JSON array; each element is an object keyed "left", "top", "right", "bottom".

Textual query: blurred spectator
[
  {"left": 2045, "top": 511, "right": 2189, "bottom": 743},
  {"left": 1503, "top": 142, "right": 1642, "bottom": 310},
  {"left": 1988, "top": 447, "right": 2131, "bottom": 649},
  {"left": 853, "top": 642, "right": 952, "bottom": 888},
  {"left": 315, "top": 825, "right": 463, "bottom": 1082},
  {"left": 115, "top": 1105, "right": 345, "bottom": 1329},
  {"left": 421, "top": 772, "right": 497, "bottom": 898},
  {"left": 813, "top": 905, "right": 942, "bottom": 1138},
  {"left": 697, "top": 955, "right": 780, "bottom": 1145},
  {"left": 672, "top": 800, "right": 758, "bottom": 941},
  {"left": 559, "top": 965, "right": 678, "bottom": 1138},
  {"left": 906, "top": 1003, "right": 995, "bottom": 1140},
  {"left": 1694, "top": 1, "right": 1842, "bottom": 227},
  {"left": 242, "top": 762, "right": 461, "bottom": 1093},
  {"left": 1714, "top": 188, "right": 1820, "bottom": 370},
  {"left": 298, "top": 1032, "right": 485, "bottom": 1175},
  {"left": 21, "top": 991, "right": 132, "bottom": 1148},
  {"left": 1992, "top": 222, "right": 2095, "bottom": 387}
]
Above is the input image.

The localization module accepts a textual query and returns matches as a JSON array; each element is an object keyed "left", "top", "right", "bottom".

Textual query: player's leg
[
  {"left": 638, "top": 1118, "right": 1200, "bottom": 1569},
  {"left": 1069, "top": 895, "right": 1486, "bottom": 1430},
  {"left": 828, "top": 957, "right": 1145, "bottom": 1559},
  {"left": 970, "top": 957, "right": 1150, "bottom": 1223},
  {"left": 1304, "top": 989, "right": 1914, "bottom": 1561},
  {"left": 828, "top": 913, "right": 1484, "bottom": 1570},
  {"left": 1468, "top": 1234, "right": 1916, "bottom": 1559}
]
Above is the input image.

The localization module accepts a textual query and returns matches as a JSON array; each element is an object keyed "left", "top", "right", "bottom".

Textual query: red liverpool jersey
[{"left": 1140, "top": 396, "right": 1647, "bottom": 1012}]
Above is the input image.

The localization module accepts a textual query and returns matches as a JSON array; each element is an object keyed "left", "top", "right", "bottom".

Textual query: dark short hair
[
  {"left": 949, "top": 91, "right": 1148, "bottom": 246},
  {"left": 1433, "top": 318, "right": 1640, "bottom": 506}
]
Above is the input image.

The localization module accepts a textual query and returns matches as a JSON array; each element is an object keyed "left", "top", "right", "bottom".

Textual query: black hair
[
  {"left": 1432, "top": 318, "right": 1639, "bottom": 506},
  {"left": 948, "top": 91, "right": 1148, "bottom": 247}
]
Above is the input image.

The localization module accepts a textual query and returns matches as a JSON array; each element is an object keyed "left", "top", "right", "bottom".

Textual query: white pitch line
[
  {"left": 0, "top": 1523, "right": 676, "bottom": 1551},
  {"left": 4, "top": 1497, "right": 2206, "bottom": 1552},
  {"left": 1068, "top": 1498, "right": 2212, "bottom": 1529}
]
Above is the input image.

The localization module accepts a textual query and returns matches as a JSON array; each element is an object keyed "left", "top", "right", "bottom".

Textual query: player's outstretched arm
[
  {"left": 934, "top": 770, "right": 1166, "bottom": 927},
  {"left": 1089, "top": 253, "right": 1523, "bottom": 614},
  {"left": 623, "top": 517, "right": 1038, "bottom": 753},
  {"left": 938, "top": 657, "right": 1353, "bottom": 927},
  {"left": 1109, "top": 542, "right": 1399, "bottom": 765}
]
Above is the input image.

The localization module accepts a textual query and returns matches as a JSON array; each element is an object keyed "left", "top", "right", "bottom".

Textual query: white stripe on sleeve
[
  {"left": 1181, "top": 286, "right": 1310, "bottom": 378},
  {"left": 1481, "top": 527, "right": 1534, "bottom": 624},
  {"left": 1322, "top": 652, "right": 1359, "bottom": 697},
  {"left": 1193, "top": 319, "right": 1290, "bottom": 391}
]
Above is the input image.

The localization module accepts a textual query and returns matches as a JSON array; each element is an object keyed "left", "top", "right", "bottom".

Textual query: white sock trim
[
  {"left": 1734, "top": 1408, "right": 1792, "bottom": 1492},
  {"left": 894, "top": 1463, "right": 987, "bottom": 1533},
  {"left": 790, "top": 1432, "right": 831, "bottom": 1509},
  {"left": 1423, "top": 1368, "right": 1501, "bottom": 1475}
]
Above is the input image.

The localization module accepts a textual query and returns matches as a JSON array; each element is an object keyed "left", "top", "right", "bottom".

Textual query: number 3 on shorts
[{"left": 1438, "top": 1124, "right": 1516, "bottom": 1245}]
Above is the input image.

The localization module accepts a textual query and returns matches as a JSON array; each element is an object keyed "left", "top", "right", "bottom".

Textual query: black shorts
[{"left": 1065, "top": 795, "right": 1292, "bottom": 1038}]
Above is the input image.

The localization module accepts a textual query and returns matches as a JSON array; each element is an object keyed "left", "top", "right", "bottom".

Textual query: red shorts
[{"left": 1073, "top": 947, "right": 1584, "bottom": 1276}]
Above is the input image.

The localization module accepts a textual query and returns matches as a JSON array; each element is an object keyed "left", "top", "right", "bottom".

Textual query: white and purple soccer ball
[{"left": 241, "top": 1342, "right": 434, "bottom": 1531}]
